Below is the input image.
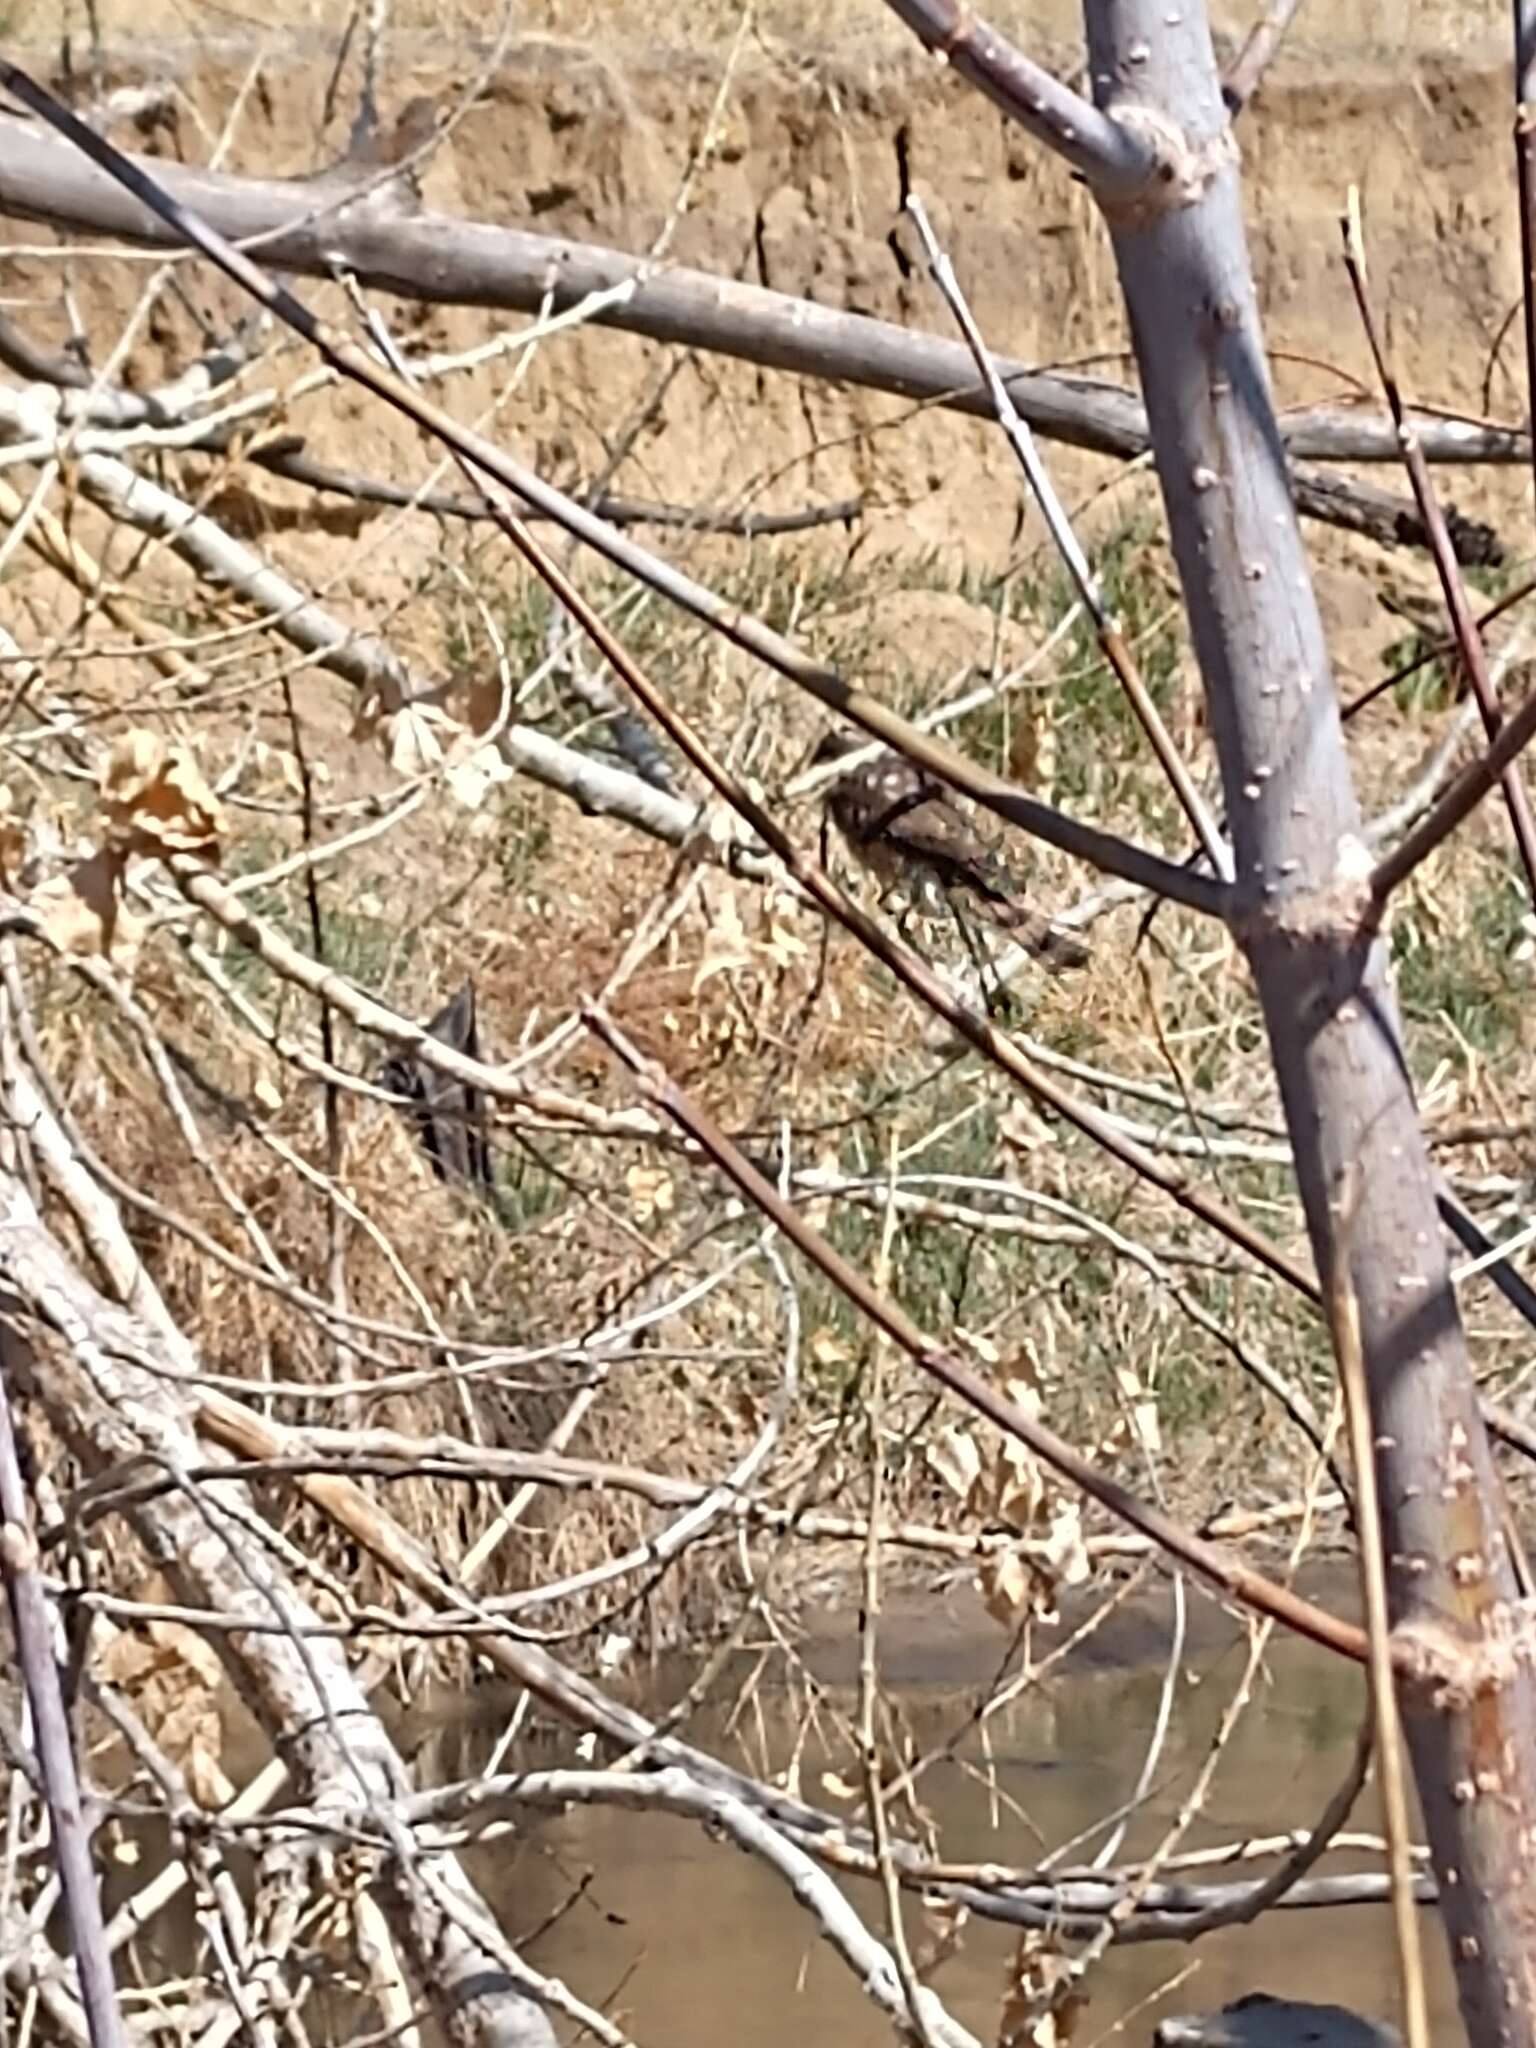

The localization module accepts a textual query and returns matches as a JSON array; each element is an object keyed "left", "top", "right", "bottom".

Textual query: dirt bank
[{"left": 11, "top": 12, "right": 1531, "bottom": 591}]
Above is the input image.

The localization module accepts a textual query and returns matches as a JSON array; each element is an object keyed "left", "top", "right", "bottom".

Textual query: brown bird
[{"left": 813, "top": 732, "right": 1088, "bottom": 971}]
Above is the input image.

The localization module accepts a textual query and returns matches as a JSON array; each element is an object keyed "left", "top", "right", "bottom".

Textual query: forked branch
[{"left": 877, "top": 0, "right": 1154, "bottom": 193}]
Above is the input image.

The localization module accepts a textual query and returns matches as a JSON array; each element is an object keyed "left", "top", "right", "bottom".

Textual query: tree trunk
[{"left": 1082, "top": 1, "right": 1536, "bottom": 2037}]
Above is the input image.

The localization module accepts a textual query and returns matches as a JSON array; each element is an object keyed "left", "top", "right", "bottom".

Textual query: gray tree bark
[{"left": 1078, "top": 2, "right": 1536, "bottom": 2039}]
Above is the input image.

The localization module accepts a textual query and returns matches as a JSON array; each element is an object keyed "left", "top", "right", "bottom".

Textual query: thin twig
[
  {"left": 1325, "top": 1172, "right": 1430, "bottom": 2048},
  {"left": 586, "top": 1004, "right": 1371, "bottom": 1667},
  {"left": 905, "top": 193, "right": 1230, "bottom": 882},
  {"left": 1066, "top": 1401, "right": 1345, "bottom": 1984},
  {"left": 1342, "top": 190, "right": 1536, "bottom": 912},
  {"left": 0, "top": 1338, "right": 125, "bottom": 2048},
  {"left": 858, "top": 1144, "right": 934, "bottom": 2047},
  {"left": 1341, "top": 572, "right": 1536, "bottom": 722},
  {"left": 1221, "top": 0, "right": 1308, "bottom": 113},
  {"left": 1369, "top": 664, "right": 1536, "bottom": 898}
]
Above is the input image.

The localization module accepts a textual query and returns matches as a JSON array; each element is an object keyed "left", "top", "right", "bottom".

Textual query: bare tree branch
[
  {"left": 905, "top": 192, "right": 1231, "bottom": 880},
  {"left": 0, "top": 78, "right": 1221, "bottom": 916},
  {"left": 1062, "top": 3, "right": 1536, "bottom": 2031},
  {"left": 876, "top": 1, "right": 1153, "bottom": 192},
  {"left": 0, "top": 109, "right": 1516, "bottom": 566},
  {"left": 0, "top": 1340, "right": 125, "bottom": 2048},
  {"left": 1341, "top": 198, "right": 1536, "bottom": 912},
  {"left": 588, "top": 1002, "right": 1371, "bottom": 1667},
  {"left": 0, "top": 1168, "right": 561, "bottom": 2048},
  {"left": 1221, "top": 0, "right": 1309, "bottom": 113}
]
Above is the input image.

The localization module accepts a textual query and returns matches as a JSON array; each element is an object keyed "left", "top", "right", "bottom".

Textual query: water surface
[{"left": 420, "top": 1611, "right": 1457, "bottom": 2046}]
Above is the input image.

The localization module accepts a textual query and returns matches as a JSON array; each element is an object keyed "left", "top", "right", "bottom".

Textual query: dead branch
[
  {"left": 0, "top": 110, "right": 1512, "bottom": 559},
  {"left": 0, "top": 1165, "right": 562, "bottom": 2048},
  {"left": 0, "top": 1341, "right": 124, "bottom": 2048}
]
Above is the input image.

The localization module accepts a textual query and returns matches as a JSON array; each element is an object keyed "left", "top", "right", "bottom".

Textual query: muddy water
[{"left": 418, "top": 1621, "right": 1460, "bottom": 2047}]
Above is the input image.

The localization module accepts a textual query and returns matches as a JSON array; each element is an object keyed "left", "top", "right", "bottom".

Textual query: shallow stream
[{"left": 406, "top": 1607, "right": 1455, "bottom": 2046}]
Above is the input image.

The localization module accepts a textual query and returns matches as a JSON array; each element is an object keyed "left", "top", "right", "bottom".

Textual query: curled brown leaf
[{"left": 101, "top": 729, "right": 225, "bottom": 861}]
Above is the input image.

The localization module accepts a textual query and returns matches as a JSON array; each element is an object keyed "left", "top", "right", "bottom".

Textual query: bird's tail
[{"left": 989, "top": 901, "right": 1091, "bottom": 971}]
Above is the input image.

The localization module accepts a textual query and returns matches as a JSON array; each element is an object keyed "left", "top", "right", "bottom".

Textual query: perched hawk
[{"left": 814, "top": 732, "right": 1088, "bottom": 971}]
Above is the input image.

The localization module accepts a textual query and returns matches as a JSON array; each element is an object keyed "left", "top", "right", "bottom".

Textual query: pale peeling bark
[
  {"left": 0, "top": 1165, "right": 559, "bottom": 2048},
  {"left": 1080, "top": 3, "right": 1536, "bottom": 2038}
]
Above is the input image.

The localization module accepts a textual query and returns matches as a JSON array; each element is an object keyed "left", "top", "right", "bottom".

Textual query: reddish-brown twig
[
  {"left": 1343, "top": 196, "right": 1536, "bottom": 912},
  {"left": 1369, "top": 665, "right": 1536, "bottom": 899},
  {"left": 586, "top": 1003, "right": 1371, "bottom": 1665},
  {"left": 1222, "top": 0, "right": 1308, "bottom": 114}
]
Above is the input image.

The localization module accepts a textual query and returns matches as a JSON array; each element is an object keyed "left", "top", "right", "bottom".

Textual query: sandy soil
[{"left": 9, "top": 4, "right": 1529, "bottom": 613}]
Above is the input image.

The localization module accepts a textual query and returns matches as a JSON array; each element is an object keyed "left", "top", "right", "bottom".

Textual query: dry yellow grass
[
  {"left": 27, "top": 0, "right": 1518, "bottom": 57},
  {"left": 7, "top": 6, "right": 1536, "bottom": 1662}
]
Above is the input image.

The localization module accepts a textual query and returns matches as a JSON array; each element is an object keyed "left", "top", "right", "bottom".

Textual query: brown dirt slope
[{"left": 10, "top": 5, "right": 1529, "bottom": 586}]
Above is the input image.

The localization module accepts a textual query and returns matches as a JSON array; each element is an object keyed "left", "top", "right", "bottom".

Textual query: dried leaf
[
  {"left": 1003, "top": 1370, "right": 1045, "bottom": 1418},
  {"left": 596, "top": 1632, "right": 633, "bottom": 1675},
  {"left": 819, "top": 1771, "right": 860, "bottom": 1802},
  {"left": 928, "top": 1425, "right": 982, "bottom": 1504},
  {"left": 98, "top": 1629, "right": 158, "bottom": 1686},
  {"left": 692, "top": 888, "right": 755, "bottom": 992},
  {"left": 1009, "top": 696, "right": 1057, "bottom": 799},
  {"left": 978, "top": 1549, "right": 1052, "bottom": 1629},
  {"left": 0, "top": 788, "right": 25, "bottom": 886},
  {"left": 625, "top": 1163, "right": 674, "bottom": 1223},
  {"left": 1114, "top": 1364, "right": 1162, "bottom": 1454},
  {"left": 250, "top": 741, "right": 304, "bottom": 797},
  {"left": 98, "top": 1620, "right": 228, "bottom": 1805},
  {"left": 914, "top": 1896, "right": 969, "bottom": 1977},
  {"left": 380, "top": 703, "right": 458, "bottom": 777},
  {"left": 995, "top": 1437, "right": 1044, "bottom": 1532},
  {"left": 810, "top": 1326, "right": 853, "bottom": 1369},
  {"left": 29, "top": 848, "right": 141, "bottom": 963},
  {"left": 146, "top": 1620, "right": 226, "bottom": 1692},
  {"left": 444, "top": 739, "right": 511, "bottom": 810},
  {"left": 157, "top": 1692, "right": 220, "bottom": 1769},
  {"left": 762, "top": 917, "right": 808, "bottom": 970},
  {"left": 702, "top": 802, "right": 741, "bottom": 850},
  {"left": 463, "top": 670, "right": 511, "bottom": 736},
  {"left": 100, "top": 730, "right": 224, "bottom": 860},
  {"left": 184, "top": 1739, "right": 231, "bottom": 1811},
  {"left": 1041, "top": 1500, "right": 1090, "bottom": 1586},
  {"left": 999, "top": 1928, "right": 1084, "bottom": 2048}
]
